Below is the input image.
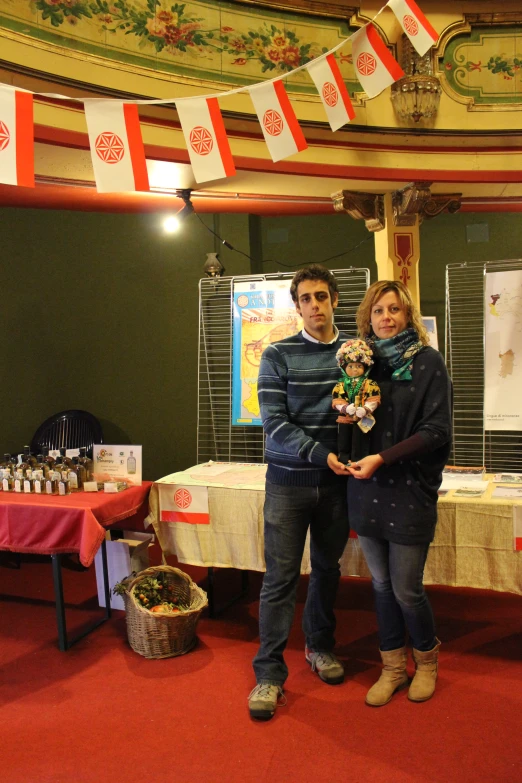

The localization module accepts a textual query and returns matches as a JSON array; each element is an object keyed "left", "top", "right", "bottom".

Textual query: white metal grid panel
[
  {"left": 446, "top": 258, "right": 522, "bottom": 472},
  {"left": 197, "top": 268, "right": 370, "bottom": 464}
]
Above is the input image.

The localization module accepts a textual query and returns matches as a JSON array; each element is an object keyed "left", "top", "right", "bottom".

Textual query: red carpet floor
[{"left": 1, "top": 550, "right": 521, "bottom": 783}]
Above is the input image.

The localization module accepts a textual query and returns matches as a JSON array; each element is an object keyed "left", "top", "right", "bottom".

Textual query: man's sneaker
[
  {"left": 248, "top": 683, "right": 285, "bottom": 720},
  {"left": 305, "top": 647, "right": 345, "bottom": 685}
]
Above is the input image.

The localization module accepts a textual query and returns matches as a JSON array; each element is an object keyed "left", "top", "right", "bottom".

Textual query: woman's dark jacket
[{"left": 347, "top": 346, "right": 452, "bottom": 544}]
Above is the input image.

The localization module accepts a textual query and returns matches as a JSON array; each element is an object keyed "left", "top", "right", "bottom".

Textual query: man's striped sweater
[{"left": 258, "top": 330, "right": 349, "bottom": 486}]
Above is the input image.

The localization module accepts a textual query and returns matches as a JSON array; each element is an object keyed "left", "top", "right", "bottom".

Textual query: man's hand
[
  {"left": 347, "top": 454, "right": 384, "bottom": 479},
  {"left": 327, "top": 452, "right": 350, "bottom": 475}
]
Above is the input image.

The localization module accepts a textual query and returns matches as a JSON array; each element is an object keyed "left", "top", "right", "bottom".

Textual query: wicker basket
[{"left": 123, "top": 566, "right": 208, "bottom": 659}]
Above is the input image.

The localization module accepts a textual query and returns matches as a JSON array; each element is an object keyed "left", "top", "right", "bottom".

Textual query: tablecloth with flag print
[{"left": 148, "top": 465, "right": 522, "bottom": 595}]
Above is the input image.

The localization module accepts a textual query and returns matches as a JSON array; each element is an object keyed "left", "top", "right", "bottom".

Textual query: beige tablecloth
[{"left": 148, "top": 467, "right": 522, "bottom": 596}]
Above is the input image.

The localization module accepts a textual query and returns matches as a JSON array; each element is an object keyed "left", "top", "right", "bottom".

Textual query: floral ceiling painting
[
  {"left": 0, "top": 0, "right": 361, "bottom": 95},
  {"left": 439, "top": 23, "right": 522, "bottom": 106}
]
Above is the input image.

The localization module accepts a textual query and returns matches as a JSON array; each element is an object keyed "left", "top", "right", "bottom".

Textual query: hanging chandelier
[{"left": 391, "top": 36, "right": 441, "bottom": 123}]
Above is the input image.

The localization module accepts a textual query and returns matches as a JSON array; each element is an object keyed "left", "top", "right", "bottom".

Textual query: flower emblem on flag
[
  {"left": 356, "top": 52, "right": 377, "bottom": 76},
  {"left": 189, "top": 126, "right": 214, "bottom": 156},
  {"left": 174, "top": 488, "right": 192, "bottom": 509},
  {"left": 403, "top": 15, "right": 419, "bottom": 36},
  {"left": 263, "top": 109, "right": 284, "bottom": 137},
  {"left": 95, "top": 132, "right": 125, "bottom": 163},
  {"left": 0, "top": 120, "right": 10, "bottom": 151},
  {"left": 322, "top": 82, "right": 339, "bottom": 107}
]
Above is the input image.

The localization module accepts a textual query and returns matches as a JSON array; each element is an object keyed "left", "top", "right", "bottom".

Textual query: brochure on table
[{"left": 93, "top": 445, "right": 142, "bottom": 485}]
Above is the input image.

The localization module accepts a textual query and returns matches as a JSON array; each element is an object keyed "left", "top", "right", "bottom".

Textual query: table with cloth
[
  {"left": 148, "top": 465, "right": 522, "bottom": 597},
  {"left": 0, "top": 482, "right": 152, "bottom": 649}
]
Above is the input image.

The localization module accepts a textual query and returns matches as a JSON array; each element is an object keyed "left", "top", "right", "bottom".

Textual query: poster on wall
[
  {"left": 484, "top": 269, "right": 522, "bottom": 431},
  {"left": 232, "top": 279, "right": 302, "bottom": 425},
  {"left": 422, "top": 317, "right": 438, "bottom": 350}
]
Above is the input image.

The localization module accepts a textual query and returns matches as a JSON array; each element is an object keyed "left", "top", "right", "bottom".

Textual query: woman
[{"left": 347, "top": 280, "right": 452, "bottom": 706}]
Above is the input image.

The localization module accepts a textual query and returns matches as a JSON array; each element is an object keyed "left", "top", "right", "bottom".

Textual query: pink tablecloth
[{"left": 0, "top": 482, "right": 152, "bottom": 567}]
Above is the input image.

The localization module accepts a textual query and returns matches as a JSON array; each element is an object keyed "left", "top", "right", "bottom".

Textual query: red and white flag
[
  {"left": 249, "top": 80, "right": 307, "bottom": 162},
  {"left": 514, "top": 507, "right": 522, "bottom": 552},
  {"left": 84, "top": 101, "right": 149, "bottom": 193},
  {"left": 176, "top": 97, "right": 236, "bottom": 183},
  {"left": 158, "top": 484, "right": 210, "bottom": 525},
  {"left": 388, "top": 0, "right": 438, "bottom": 57},
  {"left": 351, "top": 23, "right": 404, "bottom": 98},
  {"left": 0, "top": 84, "right": 34, "bottom": 188},
  {"left": 306, "top": 53, "right": 355, "bottom": 131}
]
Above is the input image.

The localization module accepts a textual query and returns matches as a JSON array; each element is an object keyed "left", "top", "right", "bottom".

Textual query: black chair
[{"left": 30, "top": 409, "right": 103, "bottom": 458}]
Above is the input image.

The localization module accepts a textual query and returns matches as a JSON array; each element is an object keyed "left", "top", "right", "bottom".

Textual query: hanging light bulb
[{"left": 163, "top": 215, "right": 181, "bottom": 233}]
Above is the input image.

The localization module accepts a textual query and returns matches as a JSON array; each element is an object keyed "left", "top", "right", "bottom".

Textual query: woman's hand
[{"left": 347, "top": 454, "right": 384, "bottom": 479}]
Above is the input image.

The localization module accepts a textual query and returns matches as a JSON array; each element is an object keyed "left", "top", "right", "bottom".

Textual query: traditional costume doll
[{"left": 332, "top": 338, "right": 381, "bottom": 464}]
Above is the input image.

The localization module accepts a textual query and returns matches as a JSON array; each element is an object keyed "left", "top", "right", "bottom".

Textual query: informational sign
[
  {"left": 93, "top": 444, "right": 142, "bottom": 485},
  {"left": 422, "top": 316, "right": 438, "bottom": 350},
  {"left": 484, "top": 269, "right": 522, "bottom": 431},
  {"left": 232, "top": 279, "right": 302, "bottom": 425}
]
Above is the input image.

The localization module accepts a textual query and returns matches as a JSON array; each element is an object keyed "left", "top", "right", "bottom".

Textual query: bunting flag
[
  {"left": 249, "top": 80, "right": 307, "bottom": 162},
  {"left": 175, "top": 97, "right": 236, "bottom": 183},
  {"left": 0, "top": 84, "right": 34, "bottom": 187},
  {"left": 158, "top": 484, "right": 210, "bottom": 525},
  {"left": 388, "top": 0, "right": 438, "bottom": 57},
  {"left": 306, "top": 53, "right": 355, "bottom": 132},
  {"left": 351, "top": 22, "right": 404, "bottom": 99},
  {"left": 514, "top": 508, "right": 522, "bottom": 552},
  {"left": 84, "top": 101, "right": 149, "bottom": 193}
]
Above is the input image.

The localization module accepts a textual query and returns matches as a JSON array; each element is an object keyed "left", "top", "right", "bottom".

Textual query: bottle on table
[
  {"left": 7, "top": 454, "right": 18, "bottom": 476},
  {"left": 14, "top": 470, "right": 24, "bottom": 493},
  {"left": 23, "top": 476, "right": 34, "bottom": 493},
  {"left": 45, "top": 476, "right": 58, "bottom": 495},
  {"left": 18, "top": 454, "right": 33, "bottom": 479},
  {"left": 58, "top": 476, "right": 71, "bottom": 496},
  {"left": 78, "top": 447, "right": 94, "bottom": 481},
  {"left": 72, "top": 457, "right": 85, "bottom": 490},
  {"left": 2, "top": 472, "right": 14, "bottom": 491},
  {"left": 58, "top": 447, "right": 74, "bottom": 471},
  {"left": 42, "top": 448, "right": 56, "bottom": 474},
  {"left": 33, "top": 471, "right": 45, "bottom": 494},
  {"left": 22, "top": 446, "right": 38, "bottom": 469}
]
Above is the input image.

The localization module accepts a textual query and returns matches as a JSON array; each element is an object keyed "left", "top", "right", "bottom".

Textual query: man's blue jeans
[
  {"left": 252, "top": 480, "right": 349, "bottom": 686},
  {"left": 358, "top": 535, "right": 436, "bottom": 652}
]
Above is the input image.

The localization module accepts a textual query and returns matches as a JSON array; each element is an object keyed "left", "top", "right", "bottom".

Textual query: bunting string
[{"left": 0, "top": 1, "right": 438, "bottom": 190}]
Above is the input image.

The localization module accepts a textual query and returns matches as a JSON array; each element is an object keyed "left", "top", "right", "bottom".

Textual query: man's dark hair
[{"left": 290, "top": 264, "right": 339, "bottom": 304}]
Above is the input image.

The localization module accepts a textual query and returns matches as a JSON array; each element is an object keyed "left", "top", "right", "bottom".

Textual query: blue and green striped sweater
[{"left": 258, "top": 330, "right": 349, "bottom": 486}]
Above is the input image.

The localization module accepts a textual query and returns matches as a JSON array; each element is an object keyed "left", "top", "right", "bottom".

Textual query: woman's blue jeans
[
  {"left": 358, "top": 535, "right": 436, "bottom": 652},
  {"left": 252, "top": 480, "right": 349, "bottom": 686}
]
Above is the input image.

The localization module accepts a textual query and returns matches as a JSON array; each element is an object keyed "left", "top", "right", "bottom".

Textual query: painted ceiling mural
[{"left": 0, "top": 0, "right": 361, "bottom": 95}]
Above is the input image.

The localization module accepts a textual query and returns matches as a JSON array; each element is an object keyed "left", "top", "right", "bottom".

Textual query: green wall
[
  {"left": 2, "top": 206, "right": 520, "bottom": 478},
  {"left": 0, "top": 208, "right": 250, "bottom": 479}
]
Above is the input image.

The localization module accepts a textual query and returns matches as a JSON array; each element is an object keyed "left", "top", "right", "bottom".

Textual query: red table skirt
[{"left": 0, "top": 482, "right": 152, "bottom": 567}]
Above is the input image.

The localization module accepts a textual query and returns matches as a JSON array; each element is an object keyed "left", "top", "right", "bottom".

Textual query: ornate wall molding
[
  {"left": 435, "top": 13, "right": 522, "bottom": 111},
  {"left": 230, "top": 1, "right": 358, "bottom": 20},
  {"left": 331, "top": 190, "right": 385, "bottom": 232},
  {"left": 333, "top": 184, "right": 462, "bottom": 230}
]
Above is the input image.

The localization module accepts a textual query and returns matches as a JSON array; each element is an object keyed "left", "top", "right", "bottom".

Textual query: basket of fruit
[{"left": 114, "top": 565, "right": 208, "bottom": 659}]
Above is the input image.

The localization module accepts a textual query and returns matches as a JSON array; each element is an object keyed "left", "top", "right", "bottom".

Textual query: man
[{"left": 248, "top": 264, "right": 351, "bottom": 721}]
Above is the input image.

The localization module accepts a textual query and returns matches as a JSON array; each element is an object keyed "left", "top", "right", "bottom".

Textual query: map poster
[
  {"left": 232, "top": 279, "right": 302, "bottom": 425},
  {"left": 484, "top": 269, "right": 522, "bottom": 431}
]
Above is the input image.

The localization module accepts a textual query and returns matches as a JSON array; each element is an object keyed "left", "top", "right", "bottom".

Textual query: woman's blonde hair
[{"left": 356, "top": 280, "right": 429, "bottom": 345}]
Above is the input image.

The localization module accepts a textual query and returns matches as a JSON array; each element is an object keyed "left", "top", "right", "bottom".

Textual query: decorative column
[{"left": 332, "top": 183, "right": 461, "bottom": 308}]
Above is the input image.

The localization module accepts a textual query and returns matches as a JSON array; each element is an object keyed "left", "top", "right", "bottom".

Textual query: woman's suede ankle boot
[
  {"left": 408, "top": 638, "right": 441, "bottom": 702},
  {"left": 365, "top": 646, "right": 409, "bottom": 707}
]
